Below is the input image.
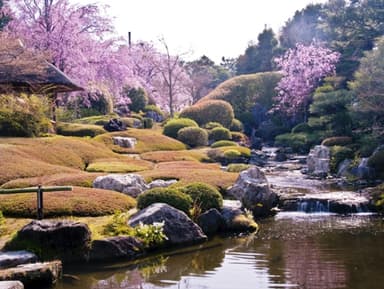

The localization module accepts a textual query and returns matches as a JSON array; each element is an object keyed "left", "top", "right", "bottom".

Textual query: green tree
[
  {"left": 0, "top": 0, "right": 11, "bottom": 30},
  {"left": 124, "top": 87, "right": 148, "bottom": 113},
  {"left": 236, "top": 27, "right": 279, "bottom": 75},
  {"left": 349, "top": 36, "right": 384, "bottom": 127}
]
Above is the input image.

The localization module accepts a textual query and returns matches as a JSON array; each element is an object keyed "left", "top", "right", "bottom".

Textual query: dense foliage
[
  {"left": 177, "top": 127, "right": 208, "bottom": 147},
  {"left": 163, "top": 118, "right": 199, "bottom": 139},
  {"left": 181, "top": 182, "right": 223, "bottom": 213}
]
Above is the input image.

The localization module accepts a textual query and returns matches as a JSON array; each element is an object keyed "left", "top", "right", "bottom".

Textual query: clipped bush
[
  {"left": 163, "top": 118, "right": 199, "bottom": 139},
  {"left": 137, "top": 187, "right": 192, "bottom": 214},
  {"left": 203, "top": 122, "right": 223, "bottom": 130},
  {"left": 181, "top": 182, "right": 223, "bottom": 213},
  {"left": 231, "top": 131, "right": 249, "bottom": 144},
  {"left": 56, "top": 122, "right": 106, "bottom": 137},
  {"left": 229, "top": 118, "right": 243, "bottom": 132},
  {"left": 143, "top": 117, "right": 154, "bottom": 129},
  {"left": 321, "top": 136, "right": 353, "bottom": 147},
  {"left": 122, "top": 86, "right": 148, "bottom": 113},
  {"left": 291, "top": 122, "right": 311, "bottom": 134},
  {"left": 330, "top": 146, "right": 354, "bottom": 174},
  {"left": 177, "top": 127, "right": 208, "bottom": 147},
  {"left": 227, "top": 163, "right": 252, "bottom": 172},
  {"left": 120, "top": 117, "right": 143, "bottom": 128},
  {"left": 180, "top": 100, "right": 234, "bottom": 128},
  {"left": 224, "top": 149, "right": 242, "bottom": 159},
  {"left": 211, "top": 140, "right": 238, "bottom": 148},
  {"left": 0, "top": 94, "right": 51, "bottom": 137},
  {"left": 209, "top": 127, "right": 231, "bottom": 142}
]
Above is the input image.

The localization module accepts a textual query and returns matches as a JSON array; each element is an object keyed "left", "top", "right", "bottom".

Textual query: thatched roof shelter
[{"left": 0, "top": 60, "right": 83, "bottom": 94}]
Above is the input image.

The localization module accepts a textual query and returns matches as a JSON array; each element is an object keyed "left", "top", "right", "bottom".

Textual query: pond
[{"left": 55, "top": 213, "right": 384, "bottom": 289}]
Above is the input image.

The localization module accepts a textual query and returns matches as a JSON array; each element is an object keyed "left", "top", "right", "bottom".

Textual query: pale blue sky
[{"left": 74, "top": 0, "right": 327, "bottom": 63}]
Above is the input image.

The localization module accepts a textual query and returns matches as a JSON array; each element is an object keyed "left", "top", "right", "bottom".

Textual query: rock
[
  {"left": 0, "top": 281, "right": 24, "bottom": 289},
  {"left": 112, "top": 136, "right": 137, "bottom": 148},
  {"left": 197, "top": 209, "right": 224, "bottom": 236},
  {"left": 274, "top": 152, "right": 288, "bottom": 162},
  {"left": 89, "top": 236, "right": 144, "bottom": 262},
  {"left": 148, "top": 179, "right": 178, "bottom": 189},
  {"left": 249, "top": 150, "right": 267, "bottom": 166},
  {"left": 307, "top": 145, "right": 330, "bottom": 177},
  {"left": 128, "top": 203, "right": 207, "bottom": 246},
  {"left": 220, "top": 206, "right": 258, "bottom": 233},
  {"left": 0, "top": 251, "right": 37, "bottom": 269},
  {"left": 228, "top": 166, "right": 279, "bottom": 218},
  {"left": 13, "top": 220, "right": 91, "bottom": 264},
  {"left": 93, "top": 174, "right": 148, "bottom": 197},
  {"left": 145, "top": 111, "right": 163, "bottom": 122},
  {"left": 0, "top": 261, "right": 62, "bottom": 288},
  {"left": 103, "top": 118, "right": 127, "bottom": 132}
]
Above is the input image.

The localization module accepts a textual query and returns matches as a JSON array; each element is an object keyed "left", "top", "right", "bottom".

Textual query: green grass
[
  {"left": 86, "top": 158, "right": 154, "bottom": 173},
  {"left": 56, "top": 122, "right": 106, "bottom": 137},
  {"left": 140, "top": 150, "right": 209, "bottom": 163}
]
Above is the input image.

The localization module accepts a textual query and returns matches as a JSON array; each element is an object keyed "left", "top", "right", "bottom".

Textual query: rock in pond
[
  {"left": 221, "top": 202, "right": 258, "bottom": 233},
  {"left": 0, "top": 261, "right": 62, "bottom": 288},
  {"left": 9, "top": 220, "right": 91, "bottom": 264},
  {"left": 128, "top": 203, "right": 207, "bottom": 246},
  {"left": 197, "top": 209, "right": 225, "bottom": 236},
  {"left": 0, "top": 281, "right": 24, "bottom": 289},
  {"left": 228, "top": 166, "right": 279, "bottom": 218},
  {"left": 89, "top": 236, "right": 144, "bottom": 262},
  {"left": 0, "top": 251, "right": 37, "bottom": 269},
  {"left": 93, "top": 173, "right": 148, "bottom": 197}
]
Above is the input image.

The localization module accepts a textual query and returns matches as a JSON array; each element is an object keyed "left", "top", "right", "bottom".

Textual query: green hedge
[
  {"left": 177, "top": 127, "right": 208, "bottom": 147},
  {"left": 163, "top": 118, "right": 199, "bottom": 139},
  {"left": 137, "top": 187, "right": 192, "bottom": 214},
  {"left": 180, "top": 100, "right": 234, "bottom": 128}
]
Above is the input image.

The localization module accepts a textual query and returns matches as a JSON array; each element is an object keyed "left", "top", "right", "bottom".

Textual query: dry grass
[
  {"left": 139, "top": 161, "right": 238, "bottom": 190},
  {"left": 140, "top": 149, "right": 209, "bottom": 163},
  {"left": 0, "top": 186, "right": 136, "bottom": 218},
  {"left": 94, "top": 129, "right": 186, "bottom": 154}
]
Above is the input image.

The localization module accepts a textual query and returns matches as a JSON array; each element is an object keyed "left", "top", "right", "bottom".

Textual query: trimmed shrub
[
  {"left": 56, "top": 122, "right": 106, "bottom": 137},
  {"left": 224, "top": 149, "right": 242, "bottom": 159},
  {"left": 177, "top": 127, "right": 208, "bottom": 147},
  {"left": 163, "top": 118, "right": 199, "bottom": 139},
  {"left": 181, "top": 182, "right": 223, "bottom": 212},
  {"left": 227, "top": 163, "right": 252, "bottom": 173},
  {"left": 204, "top": 122, "right": 223, "bottom": 130},
  {"left": 291, "top": 122, "right": 311, "bottom": 134},
  {"left": 143, "top": 117, "right": 154, "bottom": 129},
  {"left": 137, "top": 187, "right": 192, "bottom": 214},
  {"left": 0, "top": 94, "right": 51, "bottom": 137},
  {"left": 231, "top": 132, "right": 249, "bottom": 144},
  {"left": 330, "top": 146, "right": 354, "bottom": 174},
  {"left": 122, "top": 87, "right": 148, "bottom": 113},
  {"left": 211, "top": 140, "right": 238, "bottom": 148},
  {"left": 230, "top": 118, "right": 243, "bottom": 132},
  {"left": 321, "top": 136, "right": 353, "bottom": 147},
  {"left": 120, "top": 117, "right": 143, "bottom": 128},
  {"left": 209, "top": 127, "right": 231, "bottom": 142},
  {"left": 180, "top": 100, "right": 234, "bottom": 128}
]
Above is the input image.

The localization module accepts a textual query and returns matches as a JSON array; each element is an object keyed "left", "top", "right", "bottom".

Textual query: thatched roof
[{"left": 0, "top": 60, "right": 83, "bottom": 94}]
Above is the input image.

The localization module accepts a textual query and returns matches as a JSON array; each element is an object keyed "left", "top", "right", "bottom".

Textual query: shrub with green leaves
[
  {"left": 209, "top": 127, "right": 232, "bottom": 142},
  {"left": 224, "top": 149, "right": 242, "bottom": 159},
  {"left": 56, "top": 122, "right": 106, "bottom": 137},
  {"left": 181, "top": 182, "right": 223, "bottom": 213},
  {"left": 0, "top": 94, "right": 51, "bottom": 137},
  {"left": 177, "top": 127, "right": 208, "bottom": 147},
  {"left": 330, "top": 146, "right": 354, "bottom": 174},
  {"left": 230, "top": 118, "right": 243, "bottom": 132},
  {"left": 211, "top": 140, "right": 238, "bottom": 148},
  {"left": 143, "top": 117, "right": 154, "bottom": 129},
  {"left": 137, "top": 188, "right": 192, "bottom": 214},
  {"left": 291, "top": 123, "right": 311, "bottom": 134},
  {"left": 163, "top": 118, "right": 199, "bottom": 139},
  {"left": 275, "top": 132, "right": 320, "bottom": 153},
  {"left": 203, "top": 122, "right": 223, "bottom": 130},
  {"left": 102, "top": 210, "right": 133, "bottom": 237},
  {"left": 122, "top": 87, "right": 148, "bottom": 113},
  {"left": 133, "top": 221, "right": 167, "bottom": 248},
  {"left": 180, "top": 100, "right": 234, "bottom": 128}
]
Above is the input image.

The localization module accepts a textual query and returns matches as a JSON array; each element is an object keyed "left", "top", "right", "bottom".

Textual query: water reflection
[{"left": 58, "top": 215, "right": 384, "bottom": 289}]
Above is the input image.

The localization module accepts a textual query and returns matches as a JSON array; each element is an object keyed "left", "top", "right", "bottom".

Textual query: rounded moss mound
[
  {"left": 211, "top": 140, "right": 238, "bottom": 148},
  {"left": 0, "top": 187, "right": 136, "bottom": 217},
  {"left": 163, "top": 118, "right": 199, "bottom": 139},
  {"left": 181, "top": 182, "right": 223, "bottom": 213},
  {"left": 177, "top": 127, "right": 208, "bottom": 147},
  {"left": 56, "top": 122, "right": 106, "bottom": 137},
  {"left": 137, "top": 187, "right": 192, "bottom": 214},
  {"left": 209, "top": 127, "right": 232, "bottom": 142},
  {"left": 180, "top": 100, "right": 234, "bottom": 128},
  {"left": 230, "top": 118, "right": 244, "bottom": 132}
]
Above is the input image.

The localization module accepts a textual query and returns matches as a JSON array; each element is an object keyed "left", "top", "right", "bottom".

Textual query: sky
[{"left": 74, "top": 0, "right": 327, "bottom": 63}]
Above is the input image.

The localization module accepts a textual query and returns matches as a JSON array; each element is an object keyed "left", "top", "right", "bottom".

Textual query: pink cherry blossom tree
[{"left": 274, "top": 42, "right": 340, "bottom": 119}]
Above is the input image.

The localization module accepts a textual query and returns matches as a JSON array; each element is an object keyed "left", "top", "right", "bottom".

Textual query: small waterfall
[{"left": 297, "top": 199, "right": 330, "bottom": 213}]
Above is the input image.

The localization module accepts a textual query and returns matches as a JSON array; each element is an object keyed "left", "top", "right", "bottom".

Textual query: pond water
[{"left": 55, "top": 213, "right": 384, "bottom": 289}]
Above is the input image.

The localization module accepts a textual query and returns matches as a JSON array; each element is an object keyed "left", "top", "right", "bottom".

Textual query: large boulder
[
  {"left": 228, "top": 166, "right": 278, "bottom": 218},
  {"left": 103, "top": 118, "right": 127, "bottom": 132},
  {"left": 93, "top": 174, "right": 148, "bottom": 197},
  {"left": 10, "top": 220, "right": 91, "bottom": 264},
  {"left": 220, "top": 206, "right": 258, "bottom": 233},
  {"left": 128, "top": 203, "right": 207, "bottom": 246},
  {"left": 197, "top": 209, "right": 224, "bottom": 236},
  {"left": 0, "top": 251, "right": 37, "bottom": 269},
  {"left": 307, "top": 145, "right": 330, "bottom": 177},
  {"left": 112, "top": 136, "right": 137, "bottom": 148},
  {"left": 89, "top": 236, "right": 144, "bottom": 262}
]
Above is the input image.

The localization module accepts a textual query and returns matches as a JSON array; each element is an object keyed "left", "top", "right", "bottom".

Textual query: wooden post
[{"left": 37, "top": 184, "right": 43, "bottom": 220}]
